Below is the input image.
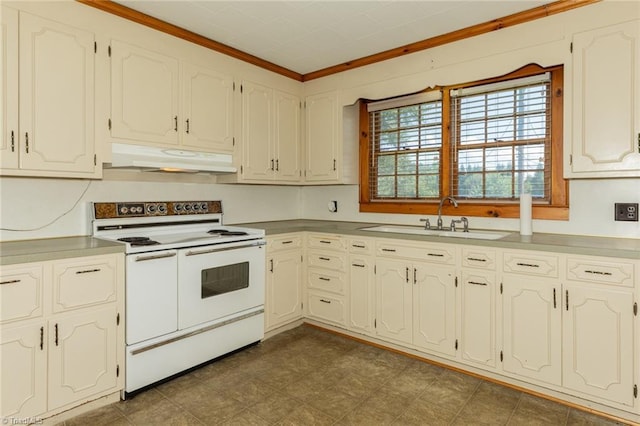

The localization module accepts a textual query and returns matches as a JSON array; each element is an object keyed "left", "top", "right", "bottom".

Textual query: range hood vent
[{"left": 107, "top": 143, "right": 237, "bottom": 174}]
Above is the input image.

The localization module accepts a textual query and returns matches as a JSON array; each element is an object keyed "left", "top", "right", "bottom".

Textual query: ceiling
[{"left": 113, "top": 1, "right": 555, "bottom": 76}]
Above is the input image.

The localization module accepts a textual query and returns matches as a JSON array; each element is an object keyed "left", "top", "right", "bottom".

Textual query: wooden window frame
[{"left": 359, "top": 64, "right": 568, "bottom": 220}]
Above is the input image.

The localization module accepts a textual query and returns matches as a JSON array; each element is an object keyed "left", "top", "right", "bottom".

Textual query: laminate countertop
[
  {"left": 236, "top": 219, "right": 640, "bottom": 260},
  {"left": 0, "top": 236, "right": 125, "bottom": 265}
]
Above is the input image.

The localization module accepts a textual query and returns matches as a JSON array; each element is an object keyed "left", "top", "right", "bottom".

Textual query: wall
[{"left": 0, "top": 176, "right": 301, "bottom": 241}]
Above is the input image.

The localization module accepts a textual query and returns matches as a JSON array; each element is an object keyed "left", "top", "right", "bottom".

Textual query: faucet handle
[
  {"left": 460, "top": 217, "right": 469, "bottom": 232},
  {"left": 449, "top": 219, "right": 462, "bottom": 232},
  {"left": 419, "top": 218, "right": 431, "bottom": 229}
]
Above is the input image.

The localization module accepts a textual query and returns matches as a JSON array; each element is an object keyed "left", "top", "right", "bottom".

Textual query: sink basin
[{"left": 359, "top": 225, "right": 509, "bottom": 240}]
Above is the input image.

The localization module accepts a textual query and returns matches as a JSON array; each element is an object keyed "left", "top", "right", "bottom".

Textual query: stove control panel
[{"left": 93, "top": 201, "right": 222, "bottom": 219}]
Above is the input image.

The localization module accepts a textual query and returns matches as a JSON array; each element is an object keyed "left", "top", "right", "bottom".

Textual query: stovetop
[{"left": 91, "top": 200, "right": 264, "bottom": 254}]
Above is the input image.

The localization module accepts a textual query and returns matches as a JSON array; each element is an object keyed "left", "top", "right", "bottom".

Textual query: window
[{"left": 360, "top": 64, "right": 568, "bottom": 219}]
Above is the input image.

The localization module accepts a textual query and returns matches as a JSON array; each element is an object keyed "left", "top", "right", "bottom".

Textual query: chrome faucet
[{"left": 437, "top": 197, "right": 458, "bottom": 230}]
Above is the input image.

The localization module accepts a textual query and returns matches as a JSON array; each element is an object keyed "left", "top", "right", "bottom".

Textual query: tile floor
[{"left": 58, "top": 325, "right": 628, "bottom": 425}]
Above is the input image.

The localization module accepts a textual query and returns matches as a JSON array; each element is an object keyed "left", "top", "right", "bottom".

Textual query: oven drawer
[
  {"left": 566, "top": 256, "right": 634, "bottom": 287},
  {"left": 0, "top": 263, "right": 44, "bottom": 324},
  {"left": 307, "top": 292, "right": 346, "bottom": 325},
  {"left": 52, "top": 254, "right": 119, "bottom": 313},
  {"left": 308, "top": 269, "right": 346, "bottom": 295}
]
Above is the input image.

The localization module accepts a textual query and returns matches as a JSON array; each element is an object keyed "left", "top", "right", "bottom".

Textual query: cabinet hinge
[
  {"left": 455, "top": 339, "right": 458, "bottom": 350},
  {"left": 108, "top": 118, "right": 112, "bottom": 130},
  {"left": 634, "top": 302, "right": 637, "bottom": 316},
  {"left": 116, "top": 312, "right": 120, "bottom": 326},
  {"left": 240, "top": 165, "right": 243, "bottom": 174},
  {"left": 374, "top": 318, "right": 376, "bottom": 328},
  {"left": 108, "top": 45, "right": 111, "bottom": 57},
  {"left": 569, "top": 154, "right": 573, "bottom": 166},
  {"left": 570, "top": 42, "right": 573, "bottom": 53},
  {"left": 233, "top": 82, "right": 236, "bottom": 91},
  {"left": 94, "top": 154, "right": 97, "bottom": 166},
  {"left": 240, "top": 84, "right": 243, "bottom": 94},
  {"left": 634, "top": 385, "right": 638, "bottom": 398},
  {"left": 232, "top": 137, "right": 235, "bottom": 147},
  {"left": 500, "top": 282, "right": 503, "bottom": 294},
  {"left": 374, "top": 265, "right": 376, "bottom": 274},
  {"left": 500, "top": 350, "right": 503, "bottom": 362},
  {"left": 116, "top": 364, "right": 120, "bottom": 377},
  {"left": 94, "top": 42, "right": 97, "bottom": 53},
  {"left": 301, "top": 255, "right": 303, "bottom": 262},
  {"left": 455, "top": 277, "right": 458, "bottom": 287}
]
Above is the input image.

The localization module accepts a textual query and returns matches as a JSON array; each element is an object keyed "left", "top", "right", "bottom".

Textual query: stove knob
[
  {"left": 147, "top": 204, "right": 157, "bottom": 214},
  {"left": 174, "top": 204, "right": 183, "bottom": 213},
  {"left": 193, "top": 203, "right": 200, "bottom": 211},
  {"left": 120, "top": 206, "right": 129, "bottom": 215},
  {"left": 135, "top": 206, "right": 143, "bottom": 214},
  {"left": 157, "top": 204, "right": 167, "bottom": 214},
  {"left": 184, "top": 204, "right": 192, "bottom": 211},
  {"left": 200, "top": 203, "right": 208, "bottom": 212}
]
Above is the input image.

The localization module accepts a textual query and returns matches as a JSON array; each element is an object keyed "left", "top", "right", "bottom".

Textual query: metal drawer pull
[
  {"left": 185, "top": 241, "right": 265, "bottom": 256},
  {"left": 413, "top": 268, "right": 417, "bottom": 284},
  {"left": 54, "top": 323, "right": 59, "bottom": 346},
  {"left": 75, "top": 268, "right": 101, "bottom": 274},
  {"left": 0, "top": 279, "right": 21, "bottom": 285},
  {"left": 584, "top": 269, "right": 612, "bottom": 276},
  {"left": 352, "top": 244, "right": 365, "bottom": 248},
  {"left": 467, "top": 257, "right": 486, "bottom": 262},
  {"left": 352, "top": 263, "right": 365, "bottom": 268},
  {"left": 135, "top": 252, "right": 177, "bottom": 262},
  {"left": 566, "top": 290, "right": 569, "bottom": 311},
  {"left": 319, "top": 257, "right": 331, "bottom": 261},
  {"left": 405, "top": 267, "right": 409, "bottom": 283},
  {"left": 131, "top": 309, "right": 264, "bottom": 356},
  {"left": 269, "top": 259, "right": 274, "bottom": 273},
  {"left": 382, "top": 248, "right": 396, "bottom": 252},
  {"left": 319, "top": 277, "right": 331, "bottom": 281},
  {"left": 281, "top": 240, "right": 294, "bottom": 244},
  {"left": 319, "top": 299, "right": 331, "bottom": 304},
  {"left": 468, "top": 281, "right": 487, "bottom": 286},
  {"left": 553, "top": 288, "right": 557, "bottom": 309},
  {"left": 319, "top": 240, "right": 332, "bottom": 244},
  {"left": 40, "top": 327, "right": 44, "bottom": 350},
  {"left": 516, "top": 262, "right": 539, "bottom": 268},
  {"left": 427, "top": 253, "right": 444, "bottom": 257}
]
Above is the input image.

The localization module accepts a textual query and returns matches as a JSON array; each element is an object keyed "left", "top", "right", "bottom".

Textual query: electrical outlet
[{"left": 614, "top": 203, "right": 639, "bottom": 221}]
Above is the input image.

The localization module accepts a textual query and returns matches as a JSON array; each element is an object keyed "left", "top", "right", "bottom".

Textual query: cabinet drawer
[
  {"left": 503, "top": 251, "right": 559, "bottom": 277},
  {"left": 567, "top": 257, "right": 634, "bottom": 287},
  {"left": 348, "top": 238, "right": 374, "bottom": 255},
  {"left": 268, "top": 234, "right": 303, "bottom": 252},
  {"left": 52, "top": 255, "right": 119, "bottom": 313},
  {"left": 462, "top": 248, "right": 496, "bottom": 270},
  {"left": 307, "top": 251, "right": 347, "bottom": 272},
  {"left": 376, "top": 241, "right": 455, "bottom": 265},
  {"left": 307, "top": 292, "right": 346, "bottom": 325},
  {"left": 308, "top": 269, "right": 346, "bottom": 295},
  {"left": 0, "top": 264, "right": 44, "bottom": 323},
  {"left": 307, "top": 234, "right": 347, "bottom": 252}
]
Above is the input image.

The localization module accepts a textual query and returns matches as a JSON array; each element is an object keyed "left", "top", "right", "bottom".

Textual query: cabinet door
[
  {"left": 571, "top": 20, "right": 640, "bottom": 175},
  {"left": 182, "top": 62, "right": 234, "bottom": 152},
  {"left": 0, "top": 322, "right": 47, "bottom": 418},
  {"left": 563, "top": 284, "right": 634, "bottom": 406},
  {"left": 265, "top": 251, "right": 302, "bottom": 331},
  {"left": 460, "top": 270, "right": 496, "bottom": 369},
  {"left": 375, "top": 259, "right": 412, "bottom": 344},
  {"left": 19, "top": 12, "right": 95, "bottom": 173},
  {"left": 110, "top": 39, "right": 179, "bottom": 146},
  {"left": 274, "top": 90, "right": 301, "bottom": 181},
  {"left": 304, "top": 91, "right": 338, "bottom": 182},
  {"left": 502, "top": 274, "right": 561, "bottom": 386},
  {"left": 241, "top": 81, "right": 274, "bottom": 181},
  {"left": 348, "top": 254, "right": 374, "bottom": 335},
  {"left": 1, "top": 6, "right": 18, "bottom": 170},
  {"left": 413, "top": 264, "right": 457, "bottom": 357},
  {"left": 48, "top": 306, "right": 118, "bottom": 411}
]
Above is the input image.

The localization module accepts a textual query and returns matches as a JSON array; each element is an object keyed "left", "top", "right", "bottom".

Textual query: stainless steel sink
[{"left": 359, "top": 225, "right": 509, "bottom": 240}]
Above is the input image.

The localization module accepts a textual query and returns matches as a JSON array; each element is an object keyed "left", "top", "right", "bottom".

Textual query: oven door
[
  {"left": 126, "top": 250, "right": 178, "bottom": 345},
  {"left": 177, "top": 240, "right": 266, "bottom": 330}
]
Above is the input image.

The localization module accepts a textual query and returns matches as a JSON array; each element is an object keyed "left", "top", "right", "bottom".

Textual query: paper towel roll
[{"left": 520, "top": 193, "right": 532, "bottom": 236}]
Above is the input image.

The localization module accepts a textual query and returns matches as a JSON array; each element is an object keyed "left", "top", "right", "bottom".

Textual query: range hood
[{"left": 107, "top": 143, "right": 237, "bottom": 174}]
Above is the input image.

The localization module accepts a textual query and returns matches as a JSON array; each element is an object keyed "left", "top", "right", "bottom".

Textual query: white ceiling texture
[{"left": 114, "top": 1, "right": 554, "bottom": 75}]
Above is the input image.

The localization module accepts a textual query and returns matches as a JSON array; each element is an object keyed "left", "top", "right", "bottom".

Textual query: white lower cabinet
[
  {"left": 460, "top": 269, "right": 496, "bottom": 369},
  {"left": 347, "top": 238, "right": 375, "bottom": 335},
  {"left": 375, "top": 258, "right": 413, "bottom": 344},
  {"left": 265, "top": 234, "right": 303, "bottom": 332},
  {"left": 0, "top": 253, "right": 124, "bottom": 420}
]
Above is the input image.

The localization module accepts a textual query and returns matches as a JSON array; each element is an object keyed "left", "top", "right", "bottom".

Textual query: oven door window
[{"left": 201, "top": 262, "right": 249, "bottom": 298}]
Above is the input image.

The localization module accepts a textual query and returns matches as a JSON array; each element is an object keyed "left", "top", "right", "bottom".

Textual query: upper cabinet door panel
[
  {"left": 1, "top": 6, "right": 18, "bottom": 170},
  {"left": 110, "top": 39, "right": 179, "bottom": 146},
  {"left": 18, "top": 12, "right": 95, "bottom": 173},
  {"left": 274, "top": 90, "right": 301, "bottom": 181},
  {"left": 241, "top": 81, "right": 273, "bottom": 180},
  {"left": 305, "top": 91, "right": 338, "bottom": 181},
  {"left": 182, "top": 63, "right": 234, "bottom": 152},
  {"left": 571, "top": 20, "right": 640, "bottom": 175}
]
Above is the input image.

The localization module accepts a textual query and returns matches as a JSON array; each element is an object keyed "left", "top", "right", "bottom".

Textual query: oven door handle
[
  {"left": 134, "top": 252, "right": 177, "bottom": 262},
  {"left": 184, "top": 241, "right": 266, "bottom": 257}
]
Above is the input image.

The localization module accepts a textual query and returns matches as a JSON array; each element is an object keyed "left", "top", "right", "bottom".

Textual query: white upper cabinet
[
  {"left": 109, "top": 40, "right": 234, "bottom": 152},
  {"left": 304, "top": 91, "right": 339, "bottom": 182},
  {"left": 569, "top": 20, "right": 640, "bottom": 177},
  {"left": 182, "top": 63, "right": 234, "bottom": 152},
  {"left": 1, "top": 8, "right": 98, "bottom": 178},
  {"left": 274, "top": 90, "right": 301, "bottom": 182}
]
